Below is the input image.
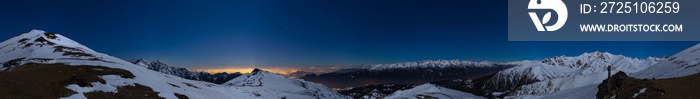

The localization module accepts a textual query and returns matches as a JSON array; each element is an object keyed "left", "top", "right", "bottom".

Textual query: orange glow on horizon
[{"left": 188, "top": 66, "right": 347, "bottom": 75}]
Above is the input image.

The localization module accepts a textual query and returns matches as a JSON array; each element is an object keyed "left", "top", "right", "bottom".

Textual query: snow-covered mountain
[
  {"left": 533, "top": 42, "right": 700, "bottom": 98},
  {"left": 131, "top": 59, "right": 194, "bottom": 76},
  {"left": 481, "top": 52, "right": 662, "bottom": 96},
  {"left": 383, "top": 84, "right": 485, "bottom": 99},
  {"left": 130, "top": 59, "right": 242, "bottom": 84},
  {"left": 632, "top": 43, "right": 700, "bottom": 79},
  {"left": 566, "top": 43, "right": 700, "bottom": 99},
  {"left": 0, "top": 30, "right": 348, "bottom": 99}
]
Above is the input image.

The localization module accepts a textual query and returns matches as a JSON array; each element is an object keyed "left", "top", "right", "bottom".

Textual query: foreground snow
[
  {"left": 224, "top": 69, "right": 350, "bottom": 98},
  {"left": 384, "top": 84, "right": 485, "bottom": 99},
  {"left": 508, "top": 84, "right": 598, "bottom": 99}
]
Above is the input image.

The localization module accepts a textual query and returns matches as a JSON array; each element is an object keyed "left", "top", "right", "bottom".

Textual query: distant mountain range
[
  {"left": 301, "top": 60, "right": 520, "bottom": 88},
  {"left": 129, "top": 59, "right": 242, "bottom": 84}
]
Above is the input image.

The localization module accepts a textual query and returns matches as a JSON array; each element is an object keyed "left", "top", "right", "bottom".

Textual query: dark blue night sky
[{"left": 0, "top": 0, "right": 696, "bottom": 67}]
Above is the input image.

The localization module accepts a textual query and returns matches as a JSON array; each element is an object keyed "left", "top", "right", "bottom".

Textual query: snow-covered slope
[
  {"left": 0, "top": 30, "right": 348, "bottom": 99},
  {"left": 632, "top": 43, "right": 700, "bottom": 79},
  {"left": 484, "top": 52, "right": 662, "bottom": 96},
  {"left": 224, "top": 68, "right": 350, "bottom": 99},
  {"left": 383, "top": 84, "right": 485, "bottom": 99},
  {"left": 361, "top": 89, "right": 387, "bottom": 99},
  {"left": 506, "top": 84, "right": 599, "bottom": 99}
]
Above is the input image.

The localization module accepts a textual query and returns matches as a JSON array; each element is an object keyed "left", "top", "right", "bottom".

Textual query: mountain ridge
[{"left": 129, "top": 59, "right": 242, "bottom": 84}]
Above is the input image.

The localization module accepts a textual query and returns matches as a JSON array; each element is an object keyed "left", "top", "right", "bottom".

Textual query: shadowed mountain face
[
  {"left": 301, "top": 60, "right": 518, "bottom": 88},
  {"left": 130, "top": 59, "right": 242, "bottom": 84}
]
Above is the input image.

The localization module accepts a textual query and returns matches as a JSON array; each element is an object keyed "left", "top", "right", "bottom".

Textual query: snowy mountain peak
[
  {"left": 131, "top": 58, "right": 151, "bottom": 63},
  {"left": 131, "top": 59, "right": 163, "bottom": 67},
  {"left": 23, "top": 29, "right": 46, "bottom": 36},
  {"left": 225, "top": 68, "right": 289, "bottom": 86},
  {"left": 577, "top": 51, "right": 614, "bottom": 59},
  {"left": 0, "top": 30, "right": 104, "bottom": 67},
  {"left": 540, "top": 51, "right": 638, "bottom": 69},
  {"left": 11, "top": 30, "right": 89, "bottom": 49},
  {"left": 131, "top": 59, "right": 187, "bottom": 70},
  {"left": 251, "top": 68, "right": 263, "bottom": 73}
]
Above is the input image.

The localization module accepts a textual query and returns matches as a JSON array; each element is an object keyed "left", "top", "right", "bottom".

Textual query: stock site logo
[{"left": 528, "top": 0, "right": 567, "bottom": 31}]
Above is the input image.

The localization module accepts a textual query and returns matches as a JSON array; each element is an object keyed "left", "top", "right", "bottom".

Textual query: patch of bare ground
[
  {"left": 17, "top": 38, "right": 29, "bottom": 43},
  {"left": 33, "top": 37, "right": 55, "bottom": 46},
  {"left": 44, "top": 32, "right": 58, "bottom": 39},
  {"left": 598, "top": 71, "right": 700, "bottom": 99},
  {"left": 84, "top": 84, "right": 164, "bottom": 99},
  {"left": 183, "top": 82, "right": 199, "bottom": 89},
  {"left": 56, "top": 58, "right": 115, "bottom": 63},
  {"left": 2, "top": 58, "right": 26, "bottom": 68},
  {"left": 22, "top": 43, "right": 33, "bottom": 48},
  {"left": 174, "top": 93, "right": 190, "bottom": 99},
  {"left": 0, "top": 63, "right": 141, "bottom": 98},
  {"left": 168, "top": 83, "right": 180, "bottom": 88},
  {"left": 53, "top": 46, "right": 94, "bottom": 57},
  {"left": 84, "top": 84, "right": 190, "bottom": 99}
]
